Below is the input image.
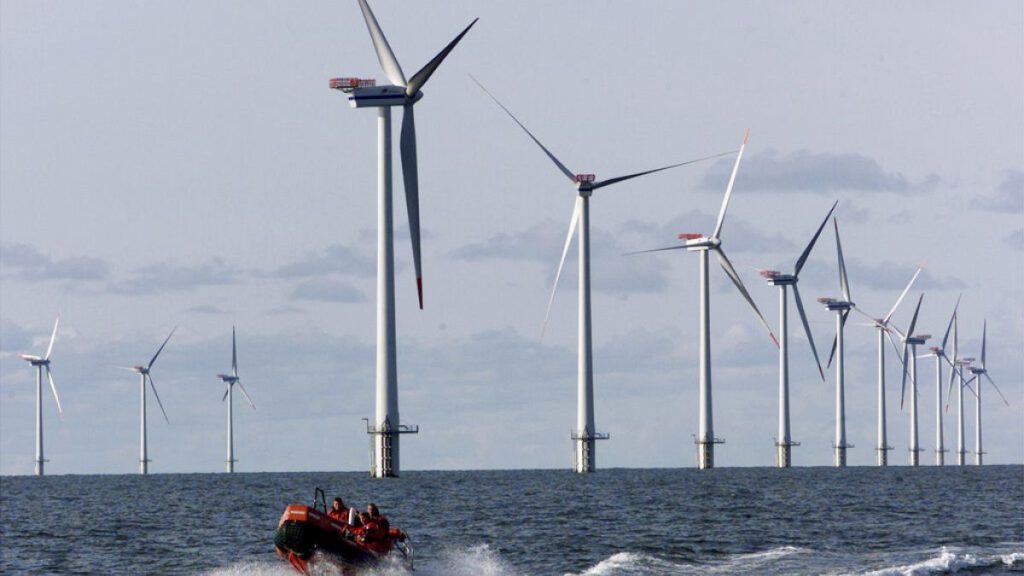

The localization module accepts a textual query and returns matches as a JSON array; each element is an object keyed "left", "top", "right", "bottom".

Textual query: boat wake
[{"left": 205, "top": 543, "right": 1023, "bottom": 576}]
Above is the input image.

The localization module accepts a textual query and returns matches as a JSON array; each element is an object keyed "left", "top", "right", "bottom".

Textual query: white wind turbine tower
[
  {"left": 18, "top": 315, "right": 64, "bottom": 476},
  {"left": 120, "top": 327, "right": 175, "bottom": 475},
  {"left": 473, "top": 80, "right": 733, "bottom": 474},
  {"left": 217, "top": 327, "right": 255, "bottom": 473},
  {"left": 847, "top": 267, "right": 922, "bottom": 466},
  {"left": 942, "top": 314, "right": 978, "bottom": 466},
  {"left": 967, "top": 321, "right": 1010, "bottom": 465},
  {"left": 921, "top": 297, "right": 959, "bottom": 466},
  {"left": 332, "top": 0, "right": 477, "bottom": 477},
  {"left": 898, "top": 295, "right": 928, "bottom": 467},
  {"left": 757, "top": 200, "right": 836, "bottom": 468},
  {"left": 817, "top": 218, "right": 856, "bottom": 467},
  {"left": 638, "top": 131, "right": 779, "bottom": 470}
]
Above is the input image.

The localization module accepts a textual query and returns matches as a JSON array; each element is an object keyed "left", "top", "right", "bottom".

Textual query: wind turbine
[
  {"left": 817, "top": 218, "right": 856, "bottom": 467},
  {"left": 921, "top": 296, "right": 959, "bottom": 465},
  {"left": 757, "top": 200, "right": 836, "bottom": 468},
  {"left": 120, "top": 327, "right": 175, "bottom": 475},
  {"left": 637, "top": 130, "right": 779, "bottom": 470},
  {"left": 331, "top": 0, "right": 476, "bottom": 477},
  {"left": 942, "top": 314, "right": 977, "bottom": 466},
  {"left": 217, "top": 327, "right": 255, "bottom": 473},
  {"left": 473, "top": 80, "right": 733, "bottom": 474},
  {"left": 898, "top": 295, "right": 928, "bottom": 467},
  {"left": 967, "top": 321, "right": 1009, "bottom": 465},
  {"left": 847, "top": 267, "right": 922, "bottom": 466},
  {"left": 18, "top": 315, "right": 64, "bottom": 476}
]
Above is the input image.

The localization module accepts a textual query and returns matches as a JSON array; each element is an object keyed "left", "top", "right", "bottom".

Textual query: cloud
[
  {"left": 450, "top": 220, "right": 556, "bottom": 263},
  {"left": 111, "top": 258, "right": 242, "bottom": 294},
  {"left": 1006, "top": 229, "right": 1024, "bottom": 252},
  {"left": 0, "top": 242, "right": 110, "bottom": 282},
  {"left": 698, "top": 149, "right": 932, "bottom": 194},
  {"left": 184, "top": 305, "right": 226, "bottom": 315},
  {"left": 975, "top": 169, "right": 1024, "bottom": 213},
  {"left": 272, "top": 243, "right": 374, "bottom": 279},
  {"left": 452, "top": 219, "right": 672, "bottom": 295},
  {"left": 291, "top": 278, "right": 366, "bottom": 303},
  {"left": 0, "top": 319, "right": 33, "bottom": 354}
]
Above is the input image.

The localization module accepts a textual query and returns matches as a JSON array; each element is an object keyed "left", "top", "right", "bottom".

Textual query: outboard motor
[{"left": 348, "top": 507, "right": 358, "bottom": 525}]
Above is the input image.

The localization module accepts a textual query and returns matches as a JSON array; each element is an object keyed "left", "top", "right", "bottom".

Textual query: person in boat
[{"left": 328, "top": 497, "right": 348, "bottom": 522}]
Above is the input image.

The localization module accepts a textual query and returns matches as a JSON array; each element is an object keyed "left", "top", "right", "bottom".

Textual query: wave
[
  {"left": 565, "top": 546, "right": 810, "bottom": 575},
  {"left": 854, "top": 545, "right": 1024, "bottom": 576}
]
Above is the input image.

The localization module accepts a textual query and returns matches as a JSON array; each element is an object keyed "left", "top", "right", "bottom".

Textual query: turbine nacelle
[
  {"left": 574, "top": 174, "right": 597, "bottom": 194},
  {"left": 19, "top": 354, "right": 48, "bottom": 366},
  {"left": 818, "top": 297, "right": 853, "bottom": 311},
  {"left": 681, "top": 234, "right": 719, "bottom": 250},
  {"left": 761, "top": 271, "right": 796, "bottom": 285},
  {"left": 907, "top": 334, "right": 931, "bottom": 345},
  {"left": 339, "top": 82, "right": 423, "bottom": 108},
  {"left": 217, "top": 374, "right": 239, "bottom": 383}
]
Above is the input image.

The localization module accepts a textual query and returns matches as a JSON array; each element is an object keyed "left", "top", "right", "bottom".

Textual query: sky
[{"left": 1, "top": 1, "right": 1021, "bottom": 475}]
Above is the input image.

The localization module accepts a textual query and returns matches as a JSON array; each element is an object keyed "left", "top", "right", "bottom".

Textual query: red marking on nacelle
[
  {"left": 677, "top": 233, "right": 702, "bottom": 241},
  {"left": 574, "top": 174, "right": 596, "bottom": 183},
  {"left": 817, "top": 297, "right": 835, "bottom": 304},
  {"left": 329, "top": 77, "right": 376, "bottom": 91},
  {"left": 759, "top": 270, "right": 780, "bottom": 279}
]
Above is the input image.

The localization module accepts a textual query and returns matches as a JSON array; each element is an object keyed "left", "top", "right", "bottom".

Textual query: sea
[{"left": 1, "top": 466, "right": 1022, "bottom": 575}]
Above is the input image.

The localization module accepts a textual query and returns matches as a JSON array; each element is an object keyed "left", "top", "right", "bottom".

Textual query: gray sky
[{"left": 1, "top": 1, "right": 1021, "bottom": 475}]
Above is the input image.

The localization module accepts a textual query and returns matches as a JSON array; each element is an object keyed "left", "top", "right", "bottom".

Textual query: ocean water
[{"left": 1, "top": 467, "right": 1022, "bottom": 575}]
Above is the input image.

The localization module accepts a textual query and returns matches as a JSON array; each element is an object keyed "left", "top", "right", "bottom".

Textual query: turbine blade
[
  {"left": 985, "top": 373, "right": 1009, "bottom": 406},
  {"left": 542, "top": 198, "right": 581, "bottom": 339},
  {"left": 793, "top": 200, "right": 838, "bottom": 276},
  {"left": 231, "top": 326, "right": 238, "bottom": 376},
  {"left": 850, "top": 305, "right": 882, "bottom": 327},
  {"left": 148, "top": 326, "right": 177, "bottom": 370},
  {"left": 885, "top": 329, "right": 904, "bottom": 369},
  {"left": 623, "top": 245, "right": 688, "bottom": 256},
  {"left": 46, "top": 366, "right": 64, "bottom": 417},
  {"left": 355, "top": 0, "right": 406, "bottom": 87},
  {"left": 470, "top": 75, "right": 575, "bottom": 183},
  {"left": 540, "top": 198, "right": 581, "bottom": 336},
  {"left": 147, "top": 374, "right": 170, "bottom": 424},
  {"left": 834, "top": 218, "right": 851, "bottom": 302},
  {"left": 900, "top": 294, "right": 924, "bottom": 410},
  {"left": 590, "top": 150, "right": 736, "bottom": 191},
  {"left": 406, "top": 18, "right": 478, "bottom": 96},
  {"left": 237, "top": 381, "right": 256, "bottom": 410},
  {"left": 940, "top": 294, "right": 961, "bottom": 351},
  {"left": 399, "top": 104, "right": 425, "bottom": 309},
  {"left": 222, "top": 387, "right": 230, "bottom": 402},
  {"left": 791, "top": 283, "right": 824, "bottom": 381},
  {"left": 963, "top": 376, "right": 978, "bottom": 399},
  {"left": 980, "top": 320, "right": 987, "bottom": 369},
  {"left": 944, "top": 361, "right": 957, "bottom": 413},
  {"left": 44, "top": 314, "right": 60, "bottom": 361},
  {"left": 826, "top": 332, "right": 837, "bottom": 369},
  {"left": 711, "top": 129, "right": 750, "bottom": 240},
  {"left": 716, "top": 246, "right": 779, "bottom": 348},
  {"left": 883, "top": 267, "right": 923, "bottom": 325}
]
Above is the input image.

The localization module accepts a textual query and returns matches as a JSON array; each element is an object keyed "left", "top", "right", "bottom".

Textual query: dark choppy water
[{"left": 2, "top": 467, "right": 1022, "bottom": 575}]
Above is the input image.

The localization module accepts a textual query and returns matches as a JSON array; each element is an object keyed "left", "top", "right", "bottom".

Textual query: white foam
[
  {"left": 861, "top": 546, "right": 984, "bottom": 576},
  {"left": 204, "top": 559, "right": 296, "bottom": 576},
  {"left": 1002, "top": 551, "right": 1024, "bottom": 566},
  {"left": 413, "top": 543, "right": 520, "bottom": 576}
]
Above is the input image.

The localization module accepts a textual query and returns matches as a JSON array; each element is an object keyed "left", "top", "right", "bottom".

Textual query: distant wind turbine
[
  {"left": 847, "top": 267, "right": 922, "bottom": 466},
  {"left": 942, "top": 314, "right": 978, "bottom": 466},
  {"left": 817, "top": 218, "right": 856, "bottom": 467},
  {"left": 217, "top": 327, "right": 255, "bottom": 473},
  {"left": 635, "top": 131, "right": 779, "bottom": 470},
  {"left": 119, "top": 327, "right": 175, "bottom": 475},
  {"left": 757, "top": 200, "right": 836, "bottom": 468},
  {"left": 473, "top": 78, "right": 733, "bottom": 473},
  {"left": 18, "top": 315, "right": 64, "bottom": 476},
  {"left": 898, "top": 296, "right": 928, "bottom": 467},
  {"left": 967, "top": 321, "right": 1010, "bottom": 465},
  {"left": 331, "top": 0, "right": 477, "bottom": 477},
  {"left": 921, "top": 296, "right": 959, "bottom": 465}
]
